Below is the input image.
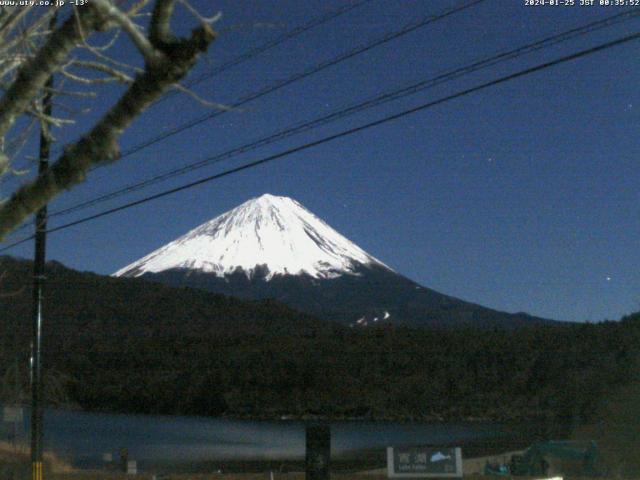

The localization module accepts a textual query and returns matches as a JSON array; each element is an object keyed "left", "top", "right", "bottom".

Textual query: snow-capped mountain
[
  {"left": 115, "top": 194, "right": 553, "bottom": 329},
  {"left": 114, "top": 194, "right": 389, "bottom": 280}
]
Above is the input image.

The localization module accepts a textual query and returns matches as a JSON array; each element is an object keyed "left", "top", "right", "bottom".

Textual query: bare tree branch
[
  {"left": 127, "top": 0, "right": 153, "bottom": 17},
  {"left": 27, "top": 108, "right": 75, "bottom": 127},
  {"left": 0, "top": 5, "right": 216, "bottom": 238},
  {"left": 171, "top": 82, "right": 233, "bottom": 110},
  {"left": 78, "top": 32, "right": 143, "bottom": 74},
  {"left": 71, "top": 59, "right": 135, "bottom": 83},
  {"left": 149, "top": 0, "right": 175, "bottom": 48},
  {"left": 44, "top": 87, "right": 97, "bottom": 98},
  {"left": 91, "top": 0, "right": 161, "bottom": 65},
  {"left": 0, "top": 152, "right": 8, "bottom": 177},
  {"left": 178, "top": 0, "right": 222, "bottom": 25},
  {"left": 0, "top": 5, "right": 106, "bottom": 139},
  {"left": 59, "top": 66, "right": 132, "bottom": 85},
  {"left": 4, "top": 117, "right": 37, "bottom": 161},
  {"left": 82, "top": 24, "right": 122, "bottom": 52}
]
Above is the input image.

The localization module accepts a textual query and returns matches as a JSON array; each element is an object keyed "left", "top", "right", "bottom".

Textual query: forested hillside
[{"left": 1, "top": 256, "right": 638, "bottom": 434}]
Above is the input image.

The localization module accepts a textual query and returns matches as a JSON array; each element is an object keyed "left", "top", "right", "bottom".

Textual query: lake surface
[{"left": 4, "top": 407, "right": 505, "bottom": 470}]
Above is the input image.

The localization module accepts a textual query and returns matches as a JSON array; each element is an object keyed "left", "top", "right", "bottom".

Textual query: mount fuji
[
  {"left": 114, "top": 194, "right": 389, "bottom": 281},
  {"left": 114, "top": 194, "right": 552, "bottom": 328}
]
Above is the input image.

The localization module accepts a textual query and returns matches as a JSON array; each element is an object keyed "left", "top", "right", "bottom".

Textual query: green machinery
[
  {"left": 509, "top": 440, "right": 599, "bottom": 477},
  {"left": 485, "top": 440, "right": 599, "bottom": 477}
]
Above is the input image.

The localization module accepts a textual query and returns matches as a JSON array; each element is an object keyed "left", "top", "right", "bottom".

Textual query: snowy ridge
[{"left": 114, "top": 194, "right": 390, "bottom": 280}]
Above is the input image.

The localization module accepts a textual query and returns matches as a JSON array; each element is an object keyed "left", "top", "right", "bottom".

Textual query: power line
[
  {"left": 0, "top": 30, "right": 635, "bottom": 254},
  {"left": 2, "top": 0, "right": 486, "bottom": 238},
  {"left": 97, "top": 0, "right": 488, "bottom": 162},
  {"left": 0, "top": 0, "right": 372, "bottom": 195},
  {"left": 170, "top": 0, "right": 374, "bottom": 94},
  {"left": 46, "top": 9, "right": 640, "bottom": 219},
  {"left": 0, "top": 0, "right": 487, "bottom": 244}
]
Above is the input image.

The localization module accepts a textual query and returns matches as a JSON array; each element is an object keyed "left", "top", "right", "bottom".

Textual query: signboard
[
  {"left": 387, "top": 446, "right": 463, "bottom": 478},
  {"left": 3, "top": 406, "right": 23, "bottom": 423}
]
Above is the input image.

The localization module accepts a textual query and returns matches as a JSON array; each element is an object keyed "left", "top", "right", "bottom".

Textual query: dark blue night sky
[{"left": 3, "top": 0, "right": 639, "bottom": 322}]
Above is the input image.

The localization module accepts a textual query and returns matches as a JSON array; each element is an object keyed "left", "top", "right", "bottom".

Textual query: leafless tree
[{"left": 0, "top": 0, "right": 217, "bottom": 240}]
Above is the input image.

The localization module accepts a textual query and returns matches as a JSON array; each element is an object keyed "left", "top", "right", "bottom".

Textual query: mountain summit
[
  {"left": 114, "top": 194, "right": 389, "bottom": 280},
  {"left": 115, "top": 194, "right": 554, "bottom": 328}
]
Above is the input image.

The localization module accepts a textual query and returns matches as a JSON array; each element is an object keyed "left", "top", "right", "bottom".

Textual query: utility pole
[
  {"left": 31, "top": 11, "right": 56, "bottom": 480},
  {"left": 306, "top": 424, "right": 331, "bottom": 480}
]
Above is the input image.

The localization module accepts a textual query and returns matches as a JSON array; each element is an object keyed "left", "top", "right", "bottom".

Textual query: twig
[
  {"left": 60, "top": 67, "right": 132, "bottom": 85},
  {"left": 91, "top": 0, "right": 161, "bottom": 65},
  {"left": 171, "top": 83, "right": 234, "bottom": 110},
  {"left": 127, "top": 0, "right": 152, "bottom": 17},
  {"left": 178, "top": 0, "right": 222, "bottom": 25},
  {"left": 52, "top": 101, "right": 91, "bottom": 116},
  {"left": 82, "top": 27, "right": 122, "bottom": 52},
  {"left": 0, "top": 8, "right": 216, "bottom": 238},
  {"left": 72, "top": 59, "right": 136, "bottom": 81},
  {"left": 0, "top": 4, "right": 105, "bottom": 139},
  {"left": 28, "top": 108, "right": 75, "bottom": 127},
  {"left": 44, "top": 87, "right": 97, "bottom": 98}
]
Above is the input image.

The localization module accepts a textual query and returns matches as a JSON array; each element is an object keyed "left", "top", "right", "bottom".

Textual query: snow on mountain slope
[{"left": 114, "top": 194, "right": 390, "bottom": 280}]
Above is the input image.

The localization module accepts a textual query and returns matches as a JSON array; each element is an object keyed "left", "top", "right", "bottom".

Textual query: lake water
[{"left": 4, "top": 407, "right": 504, "bottom": 471}]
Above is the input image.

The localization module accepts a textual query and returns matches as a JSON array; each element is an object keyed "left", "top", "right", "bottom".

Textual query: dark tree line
[{"left": 1, "top": 256, "right": 638, "bottom": 434}]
